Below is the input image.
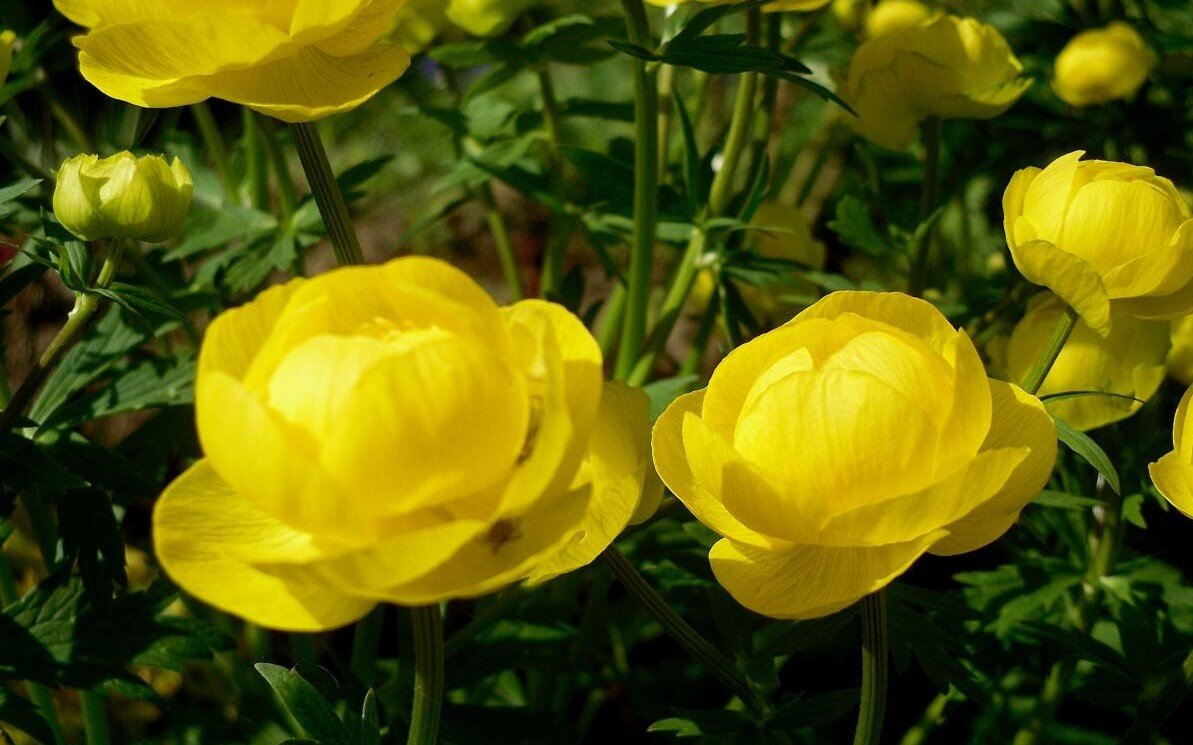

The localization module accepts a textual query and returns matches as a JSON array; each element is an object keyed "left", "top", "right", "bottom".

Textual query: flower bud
[
  {"left": 1053, "top": 22, "right": 1154, "bottom": 107},
  {"left": 1004, "top": 151, "right": 1193, "bottom": 333},
  {"left": 54, "top": 152, "right": 193, "bottom": 243},
  {"left": 0, "top": 30, "right": 15, "bottom": 85},
  {"left": 865, "top": 0, "right": 936, "bottom": 38},
  {"left": 446, "top": 0, "right": 538, "bottom": 37}
]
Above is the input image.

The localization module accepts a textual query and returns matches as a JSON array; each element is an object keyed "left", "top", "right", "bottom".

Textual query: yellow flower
[
  {"left": 1005, "top": 293, "right": 1168, "bottom": 432},
  {"left": 653, "top": 291, "right": 1056, "bottom": 619},
  {"left": 446, "top": 0, "right": 538, "bottom": 37},
  {"left": 54, "top": 152, "right": 193, "bottom": 243},
  {"left": 841, "top": 15, "right": 1031, "bottom": 150},
  {"left": 832, "top": 0, "right": 868, "bottom": 31},
  {"left": 864, "top": 0, "right": 937, "bottom": 38},
  {"left": 53, "top": 0, "right": 411, "bottom": 123},
  {"left": 393, "top": 0, "right": 450, "bottom": 53},
  {"left": 691, "top": 201, "right": 827, "bottom": 325},
  {"left": 1053, "top": 22, "right": 1154, "bottom": 107},
  {"left": 153, "top": 257, "right": 659, "bottom": 631},
  {"left": 644, "top": 0, "right": 831, "bottom": 11},
  {"left": 1168, "top": 315, "right": 1193, "bottom": 386},
  {"left": 1149, "top": 385, "right": 1193, "bottom": 519},
  {"left": 1003, "top": 151, "right": 1193, "bottom": 334},
  {"left": 0, "top": 30, "right": 15, "bottom": 85}
]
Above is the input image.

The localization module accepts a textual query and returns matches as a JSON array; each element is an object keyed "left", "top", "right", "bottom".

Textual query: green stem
[
  {"left": 1012, "top": 477, "right": 1122, "bottom": 745},
  {"left": 1019, "top": 305, "right": 1079, "bottom": 396},
  {"left": 191, "top": 103, "right": 239, "bottom": 203},
  {"left": 656, "top": 62, "right": 676, "bottom": 181},
  {"left": 0, "top": 243, "right": 124, "bottom": 432},
  {"left": 601, "top": 547, "right": 767, "bottom": 718},
  {"left": 243, "top": 109, "right": 269, "bottom": 211},
  {"left": 709, "top": 9, "right": 760, "bottom": 217},
  {"left": 407, "top": 605, "right": 444, "bottom": 745},
  {"left": 257, "top": 115, "right": 299, "bottom": 226},
  {"left": 79, "top": 691, "right": 111, "bottom": 745},
  {"left": 626, "top": 227, "right": 705, "bottom": 387},
  {"left": 350, "top": 607, "right": 385, "bottom": 687},
  {"left": 535, "top": 61, "right": 573, "bottom": 301},
  {"left": 478, "top": 186, "right": 525, "bottom": 301},
  {"left": 0, "top": 551, "right": 66, "bottom": 744},
  {"left": 596, "top": 282, "right": 628, "bottom": 358},
  {"left": 899, "top": 690, "right": 957, "bottom": 745},
  {"left": 613, "top": 0, "right": 661, "bottom": 381},
  {"left": 290, "top": 122, "right": 365, "bottom": 267},
  {"left": 908, "top": 117, "right": 941, "bottom": 296},
  {"left": 852, "top": 591, "right": 889, "bottom": 745},
  {"left": 744, "top": 12, "right": 782, "bottom": 201},
  {"left": 680, "top": 295, "right": 720, "bottom": 377}
]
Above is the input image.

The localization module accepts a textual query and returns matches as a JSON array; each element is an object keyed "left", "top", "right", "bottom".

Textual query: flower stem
[
  {"left": 256, "top": 115, "right": 299, "bottom": 227},
  {"left": 350, "top": 606, "right": 385, "bottom": 687},
  {"left": 407, "top": 604, "right": 445, "bottom": 745},
  {"left": 0, "top": 242, "right": 124, "bottom": 432},
  {"left": 1019, "top": 304, "right": 1079, "bottom": 396},
  {"left": 243, "top": 108, "right": 269, "bottom": 210},
  {"left": 290, "top": 122, "right": 365, "bottom": 267},
  {"left": 614, "top": 0, "right": 661, "bottom": 381},
  {"left": 478, "top": 185, "right": 525, "bottom": 301},
  {"left": 852, "top": 591, "right": 889, "bottom": 745},
  {"left": 908, "top": 117, "right": 941, "bottom": 296},
  {"left": 601, "top": 547, "right": 767, "bottom": 718},
  {"left": 191, "top": 103, "right": 238, "bottom": 203},
  {"left": 79, "top": 691, "right": 111, "bottom": 745},
  {"left": 709, "top": 9, "right": 761, "bottom": 217}
]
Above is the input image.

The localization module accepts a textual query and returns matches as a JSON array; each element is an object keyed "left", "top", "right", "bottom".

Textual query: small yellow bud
[
  {"left": 832, "top": 0, "right": 869, "bottom": 31},
  {"left": 1053, "top": 22, "right": 1154, "bottom": 107},
  {"left": 53, "top": 152, "right": 193, "bottom": 244},
  {"left": 0, "top": 30, "right": 15, "bottom": 85},
  {"left": 865, "top": 0, "right": 936, "bottom": 38}
]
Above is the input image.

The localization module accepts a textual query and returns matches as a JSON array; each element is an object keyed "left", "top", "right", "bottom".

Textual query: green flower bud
[{"left": 53, "top": 152, "right": 193, "bottom": 243}]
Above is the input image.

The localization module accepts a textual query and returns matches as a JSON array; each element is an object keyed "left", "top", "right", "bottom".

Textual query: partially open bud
[{"left": 53, "top": 152, "right": 193, "bottom": 243}]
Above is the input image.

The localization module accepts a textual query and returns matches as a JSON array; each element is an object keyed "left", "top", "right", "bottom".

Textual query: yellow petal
[
  {"left": 197, "top": 372, "right": 372, "bottom": 542},
  {"left": 1009, "top": 239, "right": 1111, "bottom": 334},
  {"left": 318, "top": 334, "right": 528, "bottom": 515},
  {"left": 526, "top": 382, "right": 658, "bottom": 586},
  {"left": 316, "top": 0, "right": 404, "bottom": 56},
  {"left": 1002, "top": 166, "right": 1039, "bottom": 247},
  {"left": 154, "top": 461, "right": 375, "bottom": 631},
  {"left": 1059, "top": 179, "right": 1187, "bottom": 275},
  {"left": 1019, "top": 151, "right": 1084, "bottom": 243},
  {"left": 1100, "top": 224, "right": 1193, "bottom": 299},
  {"left": 793, "top": 290, "right": 960, "bottom": 353},
  {"left": 932, "top": 380, "right": 1056, "bottom": 555},
  {"left": 652, "top": 390, "right": 786, "bottom": 549},
  {"left": 1149, "top": 452, "right": 1193, "bottom": 520},
  {"left": 288, "top": 0, "right": 372, "bottom": 45},
  {"left": 709, "top": 531, "right": 946, "bottom": 620},
  {"left": 198, "top": 277, "right": 305, "bottom": 384},
  {"left": 1173, "top": 384, "right": 1193, "bottom": 460}
]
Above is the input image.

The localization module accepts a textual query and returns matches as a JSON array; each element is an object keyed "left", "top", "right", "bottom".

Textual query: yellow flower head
[
  {"left": 1004, "top": 151, "right": 1193, "bottom": 334},
  {"left": 1168, "top": 315, "right": 1193, "bottom": 386},
  {"left": 446, "top": 0, "right": 539, "bottom": 37},
  {"left": 653, "top": 291, "right": 1056, "bottom": 619},
  {"left": 1150, "top": 385, "right": 1193, "bottom": 519},
  {"left": 864, "top": 0, "right": 937, "bottom": 38},
  {"left": 54, "top": 152, "right": 193, "bottom": 243},
  {"left": 153, "top": 258, "right": 660, "bottom": 631},
  {"left": 53, "top": 0, "right": 412, "bottom": 123},
  {"left": 1005, "top": 293, "right": 1169, "bottom": 432},
  {"left": 393, "top": 0, "right": 450, "bottom": 53},
  {"left": 0, "top": 30, "right": 15, "bottom": 85},
  {"left": 1053, "top": 22, "right": 1154, "bottom": 108},
  {"left": 841, "top": 15, "right": 1031, "bottom": 150}
]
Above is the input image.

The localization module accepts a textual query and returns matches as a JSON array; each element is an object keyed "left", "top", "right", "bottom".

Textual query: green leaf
[
  {"left": 826, "top": 196, "right": 890, "bottom": 256},
  {"left": 256, "top": 664, "right": 353, "bottom": 745},
  {"left": 41, "top": 350, "right": 195, "bottom": 430},
  {"left": 642, "top": 375, "right": 700, "bottom": 422},
  {"left": 648, "top": 709, "right": 753, "bottom": 737},
  {"left": 1053, "top": 416, "right": 1121, "bottom": 495},
  {"left": 1031, "top": 490, "right": 1102, "bottom": 510},
  {"left": 768, "top": 689, "right": 860, "bottom": 729},
  {"left": 0, "top": 688, "right": 55, "bottom": 745}
]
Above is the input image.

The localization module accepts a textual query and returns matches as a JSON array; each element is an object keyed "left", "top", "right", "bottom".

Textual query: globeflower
[
  {"left": 1053, "top": 22, "right": 1154, "bottom": 107},
  {"left": 54, "top": 152, "right": 193, "bottom": 243},
  {"left": 154, "top": 258, "right": 660, "bottom": 630},
  {"left": 1004, "top": 294, "right": 1168, "bottom": 432},
  {"left": 653, "top": 292, "right": 1056, "bottom": 619},
  {"left": 1004, "top": 151, "right": 1193, "bottom": 334},
  {"left": 1149, "top": 386, "right": 1193, "bottom": 519},
  {"left": 865, "top": 0, "right": 936, "bottom": 38},
  {"left": 840, "top": 15, "right": 1031, "bottom": 150},
  {"left": 53, "top": 0, "right": 411, "bottom": 122}
]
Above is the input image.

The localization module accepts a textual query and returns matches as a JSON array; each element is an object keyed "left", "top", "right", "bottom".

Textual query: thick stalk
[
  {"left": 290, "top": 122, "right": 365, "bottom": 266},
  {"left": 601, "top": 547, "right": 766, "bottom": 717},
  {"left": 596, "top": 282, "right": 628, "bottom": 357},
  {"left": 79, "top": 692, "right": 111, "bottom": 745},
  {"left": 0, "top": 243, "right": 125, "bottom": 432},
  {"left": 908, "top": 117, "right": 941, "bottom": 296},
  {"left": 1019, "top": 305, "right": 1079, "bottom": 396},
  {"left": 708, "top": 9, "right": 761, "bottom": 217},
  {"left": 191, "top": 103, "right": 238, "bottom": 203},
  {"left": 407, "top": 605, "right": 444, "bottom": 745},
  {"left": 852, "top": 591, "right": 889, "bottom": 745},
  {"left": 1012, "top": 478, "right": 1122, "bottom": 745},
  {"left": 626, "top": 225, "right": 705, "bottom": 387},
  {"left": 350, "top": 606, "right": 385, "bottom": 687},
  {"left": 243, "top": 109, "right": 269, "bottom": 210},
  {"left": 613, "top": 0, "right": 661, "bottom": 380}
]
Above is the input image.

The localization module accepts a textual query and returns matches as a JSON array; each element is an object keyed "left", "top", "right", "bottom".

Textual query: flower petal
[
  {"left": 709, "top": 532, "right": 946, "bottom": 620},
  {"left": 1009, "top": 239, "right": 1111, "bottom": 335},
  {"left": 154, "top": 461, "right": 374, "bottom": 631},
  {"left": 1150, "top": 452, "right": 1193, "bottom": 520}
]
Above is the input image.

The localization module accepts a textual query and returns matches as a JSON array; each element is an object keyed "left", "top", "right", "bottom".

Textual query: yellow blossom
[
  {"left": 1053, "top": 22, "right": 1154, "bottom": 107},
  {"left": 54, "top": 152, "right": 193, "bottom": 243}
]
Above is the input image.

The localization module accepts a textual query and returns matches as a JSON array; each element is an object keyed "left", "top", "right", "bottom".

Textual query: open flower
[
  {"left": 1149, "top": 385, "right": 1193, "bottom": 519},
  {"left": 653, "top": 292, "right": 1056, "bottom": 619},
  {"left": 54, "top": 152, "right": 193, "bottom": 243},
  {"left": 1005, "top": 293, "right": 1169, "bottom": 432},
  {"left": 154, "top": 258, "right": 659, "bottom": 631},
  {"left": 1053, "top": 22, "right": 1154, "bottom": 107},
  {"left": 841, "top": 15, "right": 1031, "bottom": 150},
  {"left": 53, "top": 0, "right": 411, "bottom": 122},
  {"left": 1004, "top": 151, "right": 1193, "bottom": 334}
]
